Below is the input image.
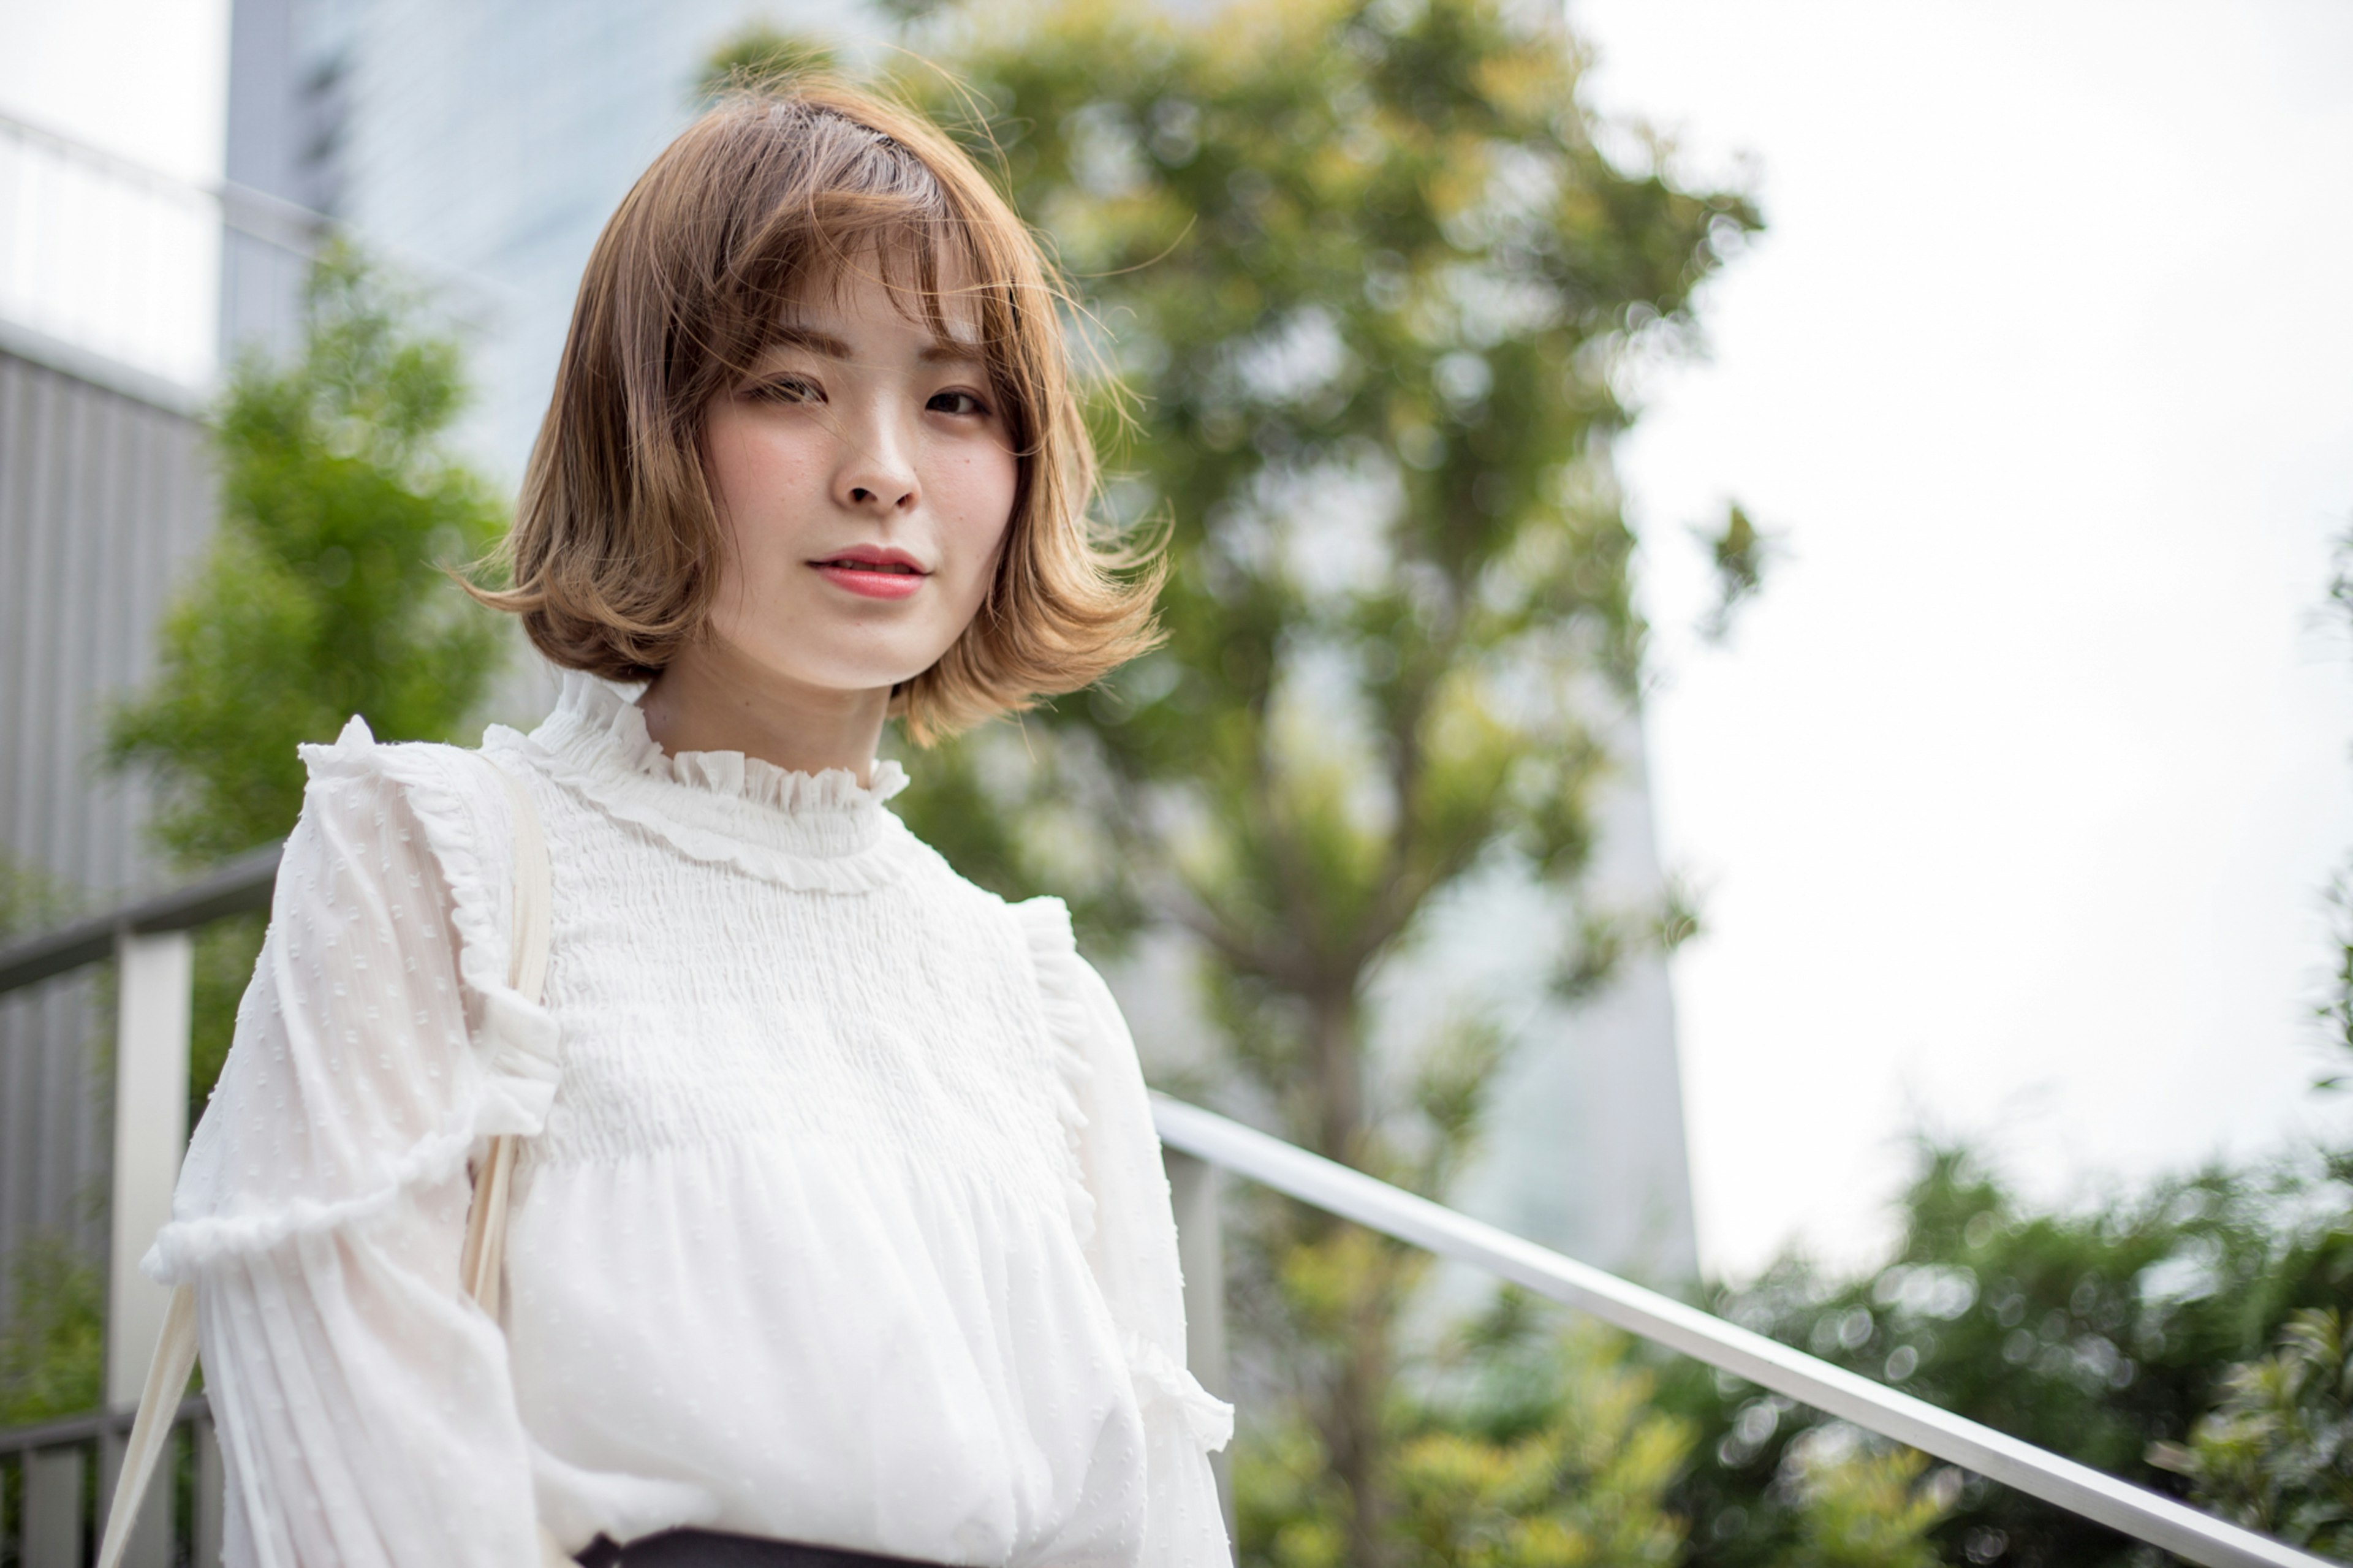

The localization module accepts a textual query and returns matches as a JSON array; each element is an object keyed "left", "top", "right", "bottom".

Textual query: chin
[{"left": 781, "top": 652, "right": 942, "bottom": 700}]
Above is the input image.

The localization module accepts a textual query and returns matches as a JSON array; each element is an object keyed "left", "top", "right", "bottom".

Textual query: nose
[{"left": 833, "top": 407, "right": 918, "bottom": 513}]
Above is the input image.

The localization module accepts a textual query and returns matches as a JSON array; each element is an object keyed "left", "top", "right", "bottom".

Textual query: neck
[{"left": 638, "top": 638, "right": 890, "bottom": 784}]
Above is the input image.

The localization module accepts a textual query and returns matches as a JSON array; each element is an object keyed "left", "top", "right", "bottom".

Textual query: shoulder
[
  {"left": 885, "top": 822, "right": 1082, "bottom": 953},
  {"left": 288, "top": 717, "right": 524, "bottom": 987},
  {"left": 878, "top": 824, "right": 1097, "bottom": 1009},
  {"left": 1005, "top": 890, "right": 1080, "bottom": 966},
  {"left": 298, "top": 716, "right": 507, "bottom": 820},
  {"left": 294, "top": 716, "right": 532, "bottom": 865}
]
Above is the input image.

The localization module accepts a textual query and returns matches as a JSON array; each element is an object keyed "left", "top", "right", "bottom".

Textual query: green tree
[
  {"left": 107, "top": 242, "right": 508, "bottom": 868},
  {"left": 1655, "top": 1141, "right": 2353, "bottom": 1568},
  {"left": 2145, "top": 526, "right": 2353, "bottom": 1561},
  {"left": 1231, "top": 1297, "right": 1953, "bottom": 1568},
  {"left": 698, "top": 23, "right": 837, "bottom": 100},
  {"left": 0, "top": 854, "right": 74, "bottom": 941},
  {"left": 105, "top": 243, "right": 509, "bottom": 1121},
  {"left": 1388, "top": 1329, "right": 1697, "bottom": 1568},
  {"left": 1775, "top": 1441, "right": 1954, "bottom": 1568},
  {"left": 846, "top": 2, "right": 1756, "bottom": 1556},
  {"left": 0, "top": 1237, "right": 103, "bottom": 1425},
  {"left": 2154, "top": 1308, "right": 2353, "bottom": 1557}
]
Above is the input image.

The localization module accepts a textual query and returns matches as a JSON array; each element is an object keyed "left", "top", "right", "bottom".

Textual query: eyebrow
[
  {"left": 768, "top": 324, "right": 987, "bottom": 365},
  {"left": 919, "top": 338, "right": 987, "bottom": 364}
]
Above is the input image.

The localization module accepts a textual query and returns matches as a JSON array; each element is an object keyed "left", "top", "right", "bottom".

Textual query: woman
[{"left": 144, "top": 83, "right": 1232, "bottom": 1567}]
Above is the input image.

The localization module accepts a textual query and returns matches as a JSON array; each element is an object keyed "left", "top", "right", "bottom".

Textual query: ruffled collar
[{"left": 485, "top": 672, "right": 913, "bottom": 892}]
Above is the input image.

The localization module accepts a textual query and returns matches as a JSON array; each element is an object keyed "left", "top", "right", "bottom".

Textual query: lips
[{"left": 811, "top": 545, "right": 928, "bottom": 600}]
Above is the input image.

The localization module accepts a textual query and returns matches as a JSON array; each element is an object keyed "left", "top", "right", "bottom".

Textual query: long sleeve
[
  {"left": 144, "top": 721, "right": 560, "bottom": 1567},
  {"left": 1017, "top": 899, "right": 1233, "bottom": 1568}
]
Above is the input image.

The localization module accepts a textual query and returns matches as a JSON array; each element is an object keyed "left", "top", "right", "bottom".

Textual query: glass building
[{"left": 225, "top": 0, "right": 862, "bottom": 478}]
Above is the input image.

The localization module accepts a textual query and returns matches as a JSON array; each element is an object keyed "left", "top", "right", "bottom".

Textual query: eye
[
  {"left": 926, "top": 388, "right": 991, "bottom": 418},
  {"left": 747, "top": 376, "right": 823, "bottom": 404}
]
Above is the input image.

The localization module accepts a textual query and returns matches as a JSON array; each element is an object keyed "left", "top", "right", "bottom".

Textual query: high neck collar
[{"left": 488, "top": 672, "right": 913, "bottom": 891}]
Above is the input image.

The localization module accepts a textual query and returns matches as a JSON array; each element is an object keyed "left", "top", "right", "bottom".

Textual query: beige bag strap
[
  {"left": 94, "top": 1284, "right": 197, "bottom": 1568},
  {"left": 99, "top": 752, "right": 558, "bottom": 1568},
  {"left": 460, "top": 759, "right": 553, "bottom": 1322}
]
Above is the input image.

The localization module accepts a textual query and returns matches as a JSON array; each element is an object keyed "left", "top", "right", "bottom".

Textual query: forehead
[{"left": 773, "top": 243, "right": 990, "bottom": 350}]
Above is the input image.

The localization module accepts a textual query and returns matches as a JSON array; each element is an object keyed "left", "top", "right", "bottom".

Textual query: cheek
[
  {"left": 703, "top": 415, "right": 819, "bottom": 591},
  {"left": 949, "top": 445, "right": 1020, "bottom": 596}
]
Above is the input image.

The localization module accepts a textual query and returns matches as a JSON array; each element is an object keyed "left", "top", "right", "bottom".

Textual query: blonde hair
[{"left": 476, "top": 82, "right": 1159, "bottom": 743}]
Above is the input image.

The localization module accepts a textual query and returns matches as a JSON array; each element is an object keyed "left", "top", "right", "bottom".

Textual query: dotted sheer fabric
[{"left": 147, "top": 673, "right": 1233, "bottom": 1568}]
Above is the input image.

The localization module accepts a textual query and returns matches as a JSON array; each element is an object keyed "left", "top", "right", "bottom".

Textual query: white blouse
[{"left": 145, "top": 673, "right": 1232, "bottom": 1568}]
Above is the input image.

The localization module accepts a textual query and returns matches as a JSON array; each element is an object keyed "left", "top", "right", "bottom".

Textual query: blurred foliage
[
  {"left": 1554, "top": 874, "right": 1703, "bottom": 1005},
  {"left": 1239, "top": 1326, "right": 1695, "bottom": 1568},
  {"left": 1653, "top": 1141, "right": 2353, "bottom": 1568},
  {"left": 1774, "top": 1441, "right": 1954, "bottom": 1568},
  {"left": 697, "top": 23, "right": 837, "bottom": 100},
  {"left": 2324, "top": 524, "right": 2353, "bottom": 1083},
  {"left": 0, "top": 1235, "right": 102, "bottom": 1425},
  {"left": 188, "top": 915, "right": 268, "bottom": 1135},
  {"left": 1231, "top": 1303, "right": 1954, "bottom": 1568},
  {"left": 102, "top": 243, "right": 507, "bottom": 1121},
  {"left": 2326, "top": 875, "right": 2353, "bottom": 1080},
  {"left": 1695, "top": 502, "right": 1773, "bottom": 645},
  {"left": 1234, "top": 1132, "right": 2353, "bottom": 1567},
  {"left": 2153, "top": 1308, "right": 2353, "bottom": 1556},
  {"left": 104, "top": 241, "right": 508, "bottom": 869},
  {"left": 0, "top": 852, "right": 75, "bottom": 940}
]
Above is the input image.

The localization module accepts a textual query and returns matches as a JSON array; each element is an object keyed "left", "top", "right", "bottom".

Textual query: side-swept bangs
[{"left": 477, "top": 81, "right": 1160, "bottom": 743}]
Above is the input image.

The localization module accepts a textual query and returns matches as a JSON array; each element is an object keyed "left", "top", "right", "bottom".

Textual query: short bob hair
[{"left": 477, "top": 81, "right": 1159, "bottom": 743}]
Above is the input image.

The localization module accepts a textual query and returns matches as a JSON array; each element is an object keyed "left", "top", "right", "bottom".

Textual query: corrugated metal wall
[{"left": 0, "top": 344, "right": 215, "bottom": 1301}]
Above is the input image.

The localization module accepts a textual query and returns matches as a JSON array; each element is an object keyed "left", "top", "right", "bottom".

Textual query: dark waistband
[{"left": 575, "top": 1528, "right": 947, "bottom": 1568}]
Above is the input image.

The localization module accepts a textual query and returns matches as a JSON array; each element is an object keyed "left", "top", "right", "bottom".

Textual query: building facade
[{"left": 0, "top": 326, "right": 218, "bottom": 1306}]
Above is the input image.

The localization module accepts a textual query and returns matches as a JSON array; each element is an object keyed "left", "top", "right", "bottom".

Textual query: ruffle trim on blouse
[
  {"left": 1123, "top": 1332, "right": 1236, "bottom": 1453},
  {"left": 144, "top": 1118, "right": 488, "bottom": 1280},
  {"left": 143, "top": 719, "right": 562, "bottom": 1281},
  {"left": 1013, "top": 896, "right": 1235, "bottom": 1457},
  {"left": 1014, "top": 896, "right": 1099, "bottom": 1251},
  {"left": 483, "top": 672, "right": 914, "bottom": 893}
]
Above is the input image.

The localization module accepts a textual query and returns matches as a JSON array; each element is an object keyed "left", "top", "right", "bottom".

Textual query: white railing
[{"left": 0, "top": 849, "right": 2327, "bottom": 1568}]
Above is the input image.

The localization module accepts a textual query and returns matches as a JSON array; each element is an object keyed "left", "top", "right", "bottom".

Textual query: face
[{"left": 697, "top": 260, "right": 1018, "bottom": 702}]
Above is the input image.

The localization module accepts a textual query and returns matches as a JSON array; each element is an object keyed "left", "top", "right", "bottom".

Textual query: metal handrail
[
  {"left": 1149, "top": 1095, "right": 2324, "bottom": 1568},
  {"left": 0, "top": 842, "right": 282, "bottom": 994},
  {"left": 0, "top": 1394, "right": 207, "bottom": 1456}
]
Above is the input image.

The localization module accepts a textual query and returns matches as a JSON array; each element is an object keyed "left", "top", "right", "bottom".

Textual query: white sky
[
  {"left": 1572, "top": 0, "right": 2353, "bottom": 1275},
  {"left": 6, "top": 0, "right": 2351, "bottom": 1281},
  {"left": 0, "top": 0, "right": 227, "bottom": 181}
]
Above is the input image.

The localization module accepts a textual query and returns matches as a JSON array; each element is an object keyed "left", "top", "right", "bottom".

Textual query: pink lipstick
[{"left": 811, "top": 544, "right": 928, "bottom": 600}]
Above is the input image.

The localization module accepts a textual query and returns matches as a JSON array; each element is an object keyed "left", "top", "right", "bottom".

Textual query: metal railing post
[
  {"left": 21, "top": 1444, "right": 84, "bottom": 1567},
  {"left": 106, "top": 929, "right": 192, "bottom": 1407},
  {"left": 104, "top": 926, "right": 193, "bottom": 1567}
]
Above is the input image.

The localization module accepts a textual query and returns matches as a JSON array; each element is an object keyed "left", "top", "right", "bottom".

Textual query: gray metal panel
[{"left": 0, "top": 344, "right": 214, "bottom": 1324}]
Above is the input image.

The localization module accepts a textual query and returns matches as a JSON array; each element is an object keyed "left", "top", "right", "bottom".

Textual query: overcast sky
[
  {"left": 5, "top": 0, "right": 2351, "bottom": 1279},
  {"left": 0, "top": 0, "right": 227, "bottom": 178},
  {"left": 1572, "top": 0, "right": 2353, "bottom": 1273}
]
